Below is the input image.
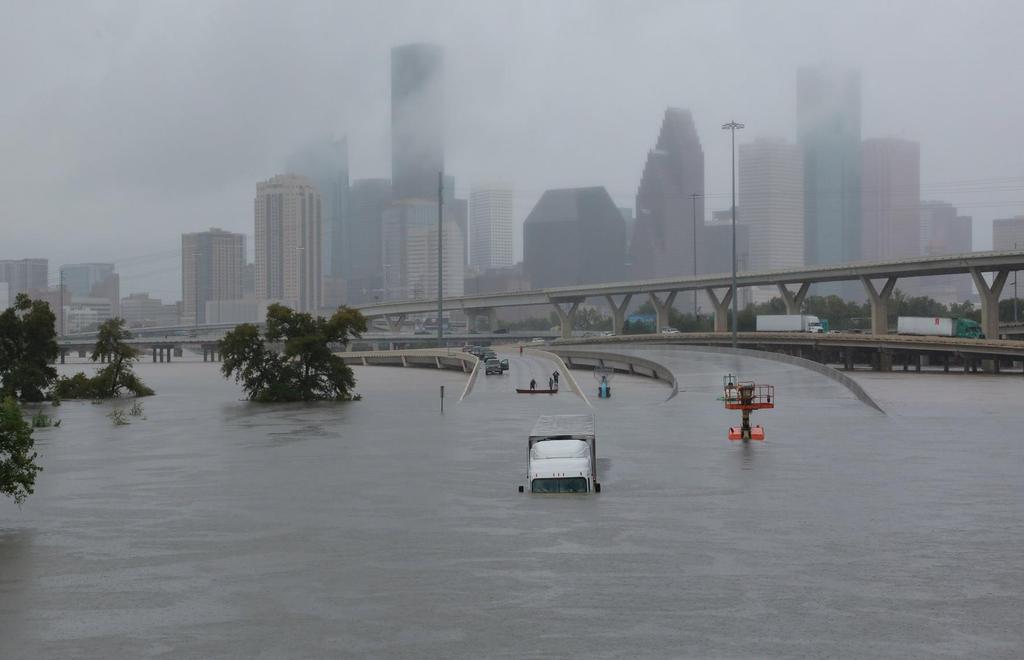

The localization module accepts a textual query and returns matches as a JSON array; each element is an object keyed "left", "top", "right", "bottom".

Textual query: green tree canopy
[
  {"left": 0, "top": 294, "right": 58, "bottom": 401},
  {"left": 221, "top": 304, "right": 367, "bottom": 402},
  {"left": 53, "top": 318, "right": 154, "bottom": 399},
  {"left": 0, "top": 396, "right": 42, "bottom": 504}
]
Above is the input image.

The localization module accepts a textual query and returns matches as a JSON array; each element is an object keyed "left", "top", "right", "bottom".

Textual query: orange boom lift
[{"left": 722, "top": 374, "right": 774, "bottom": 441}]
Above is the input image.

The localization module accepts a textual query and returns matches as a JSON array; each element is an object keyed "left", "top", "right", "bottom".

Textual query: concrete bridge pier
[
  {"left": 648, "top": 291, "right": 678, "bottom": 333},
  {"left": 861, "top": 276, "right": 898, "bottom": 338},
  {"left": 970, "top": 268, "right": 1008, "bottom": 341},
  {"left": 551, "top": 300, "right": 582, "bottom": 339},
  {"left": 605, "top": 294, "right": 632, "bottom": 335},
  {"left": 152, "top": 347, "right": 157, "bottom": 362},
  {"left": 60, "top": 350, "right": 66, "bottom": 364},
  {"left": 384, "top": 314, "right": 406, "bottom": 333},
  {"left": 777, "top": 282, "right": 811, "bottom": 314},
  {"left": 704, "top": 287, "right": 733, "bottom": 333}
]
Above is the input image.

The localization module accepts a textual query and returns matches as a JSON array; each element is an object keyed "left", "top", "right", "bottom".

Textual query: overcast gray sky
[{"left": 2, "top": 0, "right": 1021, "bottom": 300}]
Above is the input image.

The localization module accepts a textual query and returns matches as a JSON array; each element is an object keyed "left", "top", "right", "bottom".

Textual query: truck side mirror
[{"left": 518, "top": 485, "right": 524, "bottom": 493}]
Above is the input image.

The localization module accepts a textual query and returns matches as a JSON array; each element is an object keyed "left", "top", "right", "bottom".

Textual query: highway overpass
[{"left": 353, "top": 250, "right": 1024, "bottom": 340}]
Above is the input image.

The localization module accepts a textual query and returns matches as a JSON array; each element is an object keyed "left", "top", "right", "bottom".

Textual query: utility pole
[
  {"left": 437, "top": 171, "right": 444, "bottom": 346},
  {"left": 691, "top": 192, "right": 701, "bottom": 326},
  {"left": 721, "top": 120, "right": 745, "bottom": 348},
  {"left": 58, "top": 266, "right": 64, "bottom": 335}
]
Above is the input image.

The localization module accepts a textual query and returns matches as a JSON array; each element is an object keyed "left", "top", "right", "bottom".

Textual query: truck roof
[
  {"left": 529, "top": 414, "right": 595, "bottom": 440},
  {"left": 530, "top": 439, "right": 591, "bottom": 460}
]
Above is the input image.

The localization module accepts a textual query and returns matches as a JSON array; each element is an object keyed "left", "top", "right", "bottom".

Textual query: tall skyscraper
[
  {"left": 254, "top": 174, "right": 322, "bottom": 312},
  {"left": 798, "top": 66, "right": 862, "bottom": 269},
  {"left": 0, "top": 259, "right": 48, "bottom": 306},
  {"left": 630, "top": 108, "right": 705, "bottom": 285},
  {"left": 346, "top": 178, "right": 392, "bottom": 304},
  {"left": 381, "top": 200, "right": 463, "bottom": 301},
  {"left": 993, "top": 216, "right": 1024, "bottom": 251},
  {"left": 391, "top": 43, "right": 443, "bottom": 202},
  {"left": 470, "top": 184, "right": 514, "bottom": 270},
  {"left": 523, "top": 187, "right": 626, "bottom": 289},
  {"left": 861, "top": 138, "right": 921, "bottom": 261},
  {"left": 181, "top": 229, "right": 246, "bottom": 325},
  {"left": 286, "top": 137, "right": 349, "bottom": 280},
  {"left": 738, "top": 139, "right": 804, "bottom": 272}
]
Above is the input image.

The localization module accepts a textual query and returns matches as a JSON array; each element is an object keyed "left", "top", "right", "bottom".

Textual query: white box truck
[
  {"left": 518, "top": 414, "right": 600, "bottom": 494},
  {"left": 756, "top": 314, "right": 826, "bottom": 333}
]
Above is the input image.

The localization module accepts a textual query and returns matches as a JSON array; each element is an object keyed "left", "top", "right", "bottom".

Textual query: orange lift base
[{"left": 728, "top": 426, "right": 765, "bottom": 441}]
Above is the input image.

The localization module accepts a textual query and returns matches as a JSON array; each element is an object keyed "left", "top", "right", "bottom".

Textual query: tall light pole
[
  {"left": 1015, "top": 242, "right": 1019, "bottom": 323},
  {"left": 690, "top": 192, "right": 702, "bottom": 326},
  {"left": 721, "top": 120, "right": 744, "bottom": 347},
  {"left": 437, "top": 171, "right": 444, "bottom": 345}
]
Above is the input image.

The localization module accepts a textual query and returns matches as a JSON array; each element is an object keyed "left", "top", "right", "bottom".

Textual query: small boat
[{"left": 516, "top": 388, "right": 558, "bottom": 394}]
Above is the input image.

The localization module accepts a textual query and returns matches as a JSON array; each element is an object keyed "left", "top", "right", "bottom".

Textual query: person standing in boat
[{"left": 529, "top": 379, "right": 536, "bottom": 391}]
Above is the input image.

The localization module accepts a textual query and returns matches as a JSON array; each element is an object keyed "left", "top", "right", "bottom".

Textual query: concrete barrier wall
[
  {"left": 607, "top": 344, "right": 885, "bottom": 414},
  {"left": 545, "top": 347, "right": 679, "bottom": 401}
]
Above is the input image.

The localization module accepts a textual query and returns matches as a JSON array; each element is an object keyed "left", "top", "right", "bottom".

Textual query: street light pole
[
  {"left": 691, "top": 192, "right": 701, "bottom": 326},
  {"left": 721, "top": 120, "right": 744, "bottom": 348},
  {"left": 1015, "top": 242, "right": 1019, "bottom": 323},
  {"left": 437, "top": 171, "right": 444, "bottom": 346}
]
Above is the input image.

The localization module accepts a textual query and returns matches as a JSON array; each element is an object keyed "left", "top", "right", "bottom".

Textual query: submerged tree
[
  {"left": 0, "top": 396, "right": 42, "bottom": 504},
  {"left": 221, "top": 304, "right": 366, "bottom": 402},
  {"left": 0, "top": 294, "right": 59, "bottom": 401},
  {"left": 53, "top": 318, "right": 154, "bottom": 399}
]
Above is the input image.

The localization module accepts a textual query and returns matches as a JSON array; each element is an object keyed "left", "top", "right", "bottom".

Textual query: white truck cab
[{"left": 519, "top": 414, "right": 600, "bottom": 494}]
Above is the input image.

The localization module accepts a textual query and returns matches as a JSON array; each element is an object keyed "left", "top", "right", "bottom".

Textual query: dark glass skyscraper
[
  {"left": 346, "top": 178, "right": 392, "bottom": 303},
  {"left": 523, "top": 187, "right": 626, "bottom": 289},
  {"left": 391, "top": 43, "right": 444, "bottom": 202},
  {"left": 630, "top": 108, "right": 705, "bottom": 284},
  {"left": 798, "top": 67, "right": 862, "bottom": 267}
]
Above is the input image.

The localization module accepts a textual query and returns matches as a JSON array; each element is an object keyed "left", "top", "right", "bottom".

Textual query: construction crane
[{"left": 722, "top": 374, "right": 774, "bottom": 441}]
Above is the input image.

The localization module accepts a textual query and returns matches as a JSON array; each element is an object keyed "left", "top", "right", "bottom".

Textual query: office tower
[
  {"left": 181, "top": 228, "right": 246, "bottom": 325},
  {"left": 346, "top": 179, "right": 392, "bottom": 304},
  {"left": 286, "top": 137, "right": 348, "bottom": 279},
  {"left": 470, "top": 184, "right": 514, "bottom": 270},
  {"left": 798, "top": 66, "right": 862, "bottom": 269},
  {"left": 618, "top": 207, "right": 635, "bottom": 255},
  {"left": 700, "top": 209, "right": 753, "bottom": 309},
  {"left": 738, "top": 138, "right": 805, "bottom": 272},
  {"left": 523, "top": 187, "right": 626, "bottom": 289},
  {"left": 120, "top": 293, "right": 180, "bottom": 328},
  {"left": 381, "top": 199, "right": 463, "bottom": 301},
  {"left": 59, "top": 263, "right": 120, "bottom": 319},
  {"left": 254, "top": 174, "right": 322, "bottom": 312},
  {"left": 993, "top": 216, "right": 1024, "bottom": 251},
  {"left": 861, "top": 138, "right": 921, "bottom": 261},
  {"left": 391, "top": 43, "right": 444, "bottom": 201},
  {"left": 0, "top": 258, "right": 48, "bottom": 306},
  {"left": 908, "top": 201, "right": 974, "bottom": 302},
  {"left": 630, "top": 108, "right": 705, "bottom": 286}
]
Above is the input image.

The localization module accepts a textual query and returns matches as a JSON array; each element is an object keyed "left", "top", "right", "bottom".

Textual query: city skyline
[{"left": 2, "top": 3, "right": 1024, "bottom": 302}]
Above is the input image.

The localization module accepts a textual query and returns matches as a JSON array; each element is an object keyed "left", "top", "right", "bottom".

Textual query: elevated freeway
[{"left": 353, "top": 250, "right": 1024, "bottom": 341}]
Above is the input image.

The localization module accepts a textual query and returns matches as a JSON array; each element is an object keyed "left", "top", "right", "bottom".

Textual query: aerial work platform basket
[{"left": 722, "top": 374, "right": 774, "bottom": 441}]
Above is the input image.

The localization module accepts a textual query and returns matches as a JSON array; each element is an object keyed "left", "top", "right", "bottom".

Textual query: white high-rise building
[
  {"left": 469, "top": 185, "right": 514, "bottom": 269},
  {"left": 254, "top": 174, "right": 322, "bottom": 312},
  {"left": 381, "top": 200, "right": 464, "bottom": 302},
  {"left": 739, "top": 139, "right": 804, "bottom": 304},
  {"left": 739, "top": 139, "right": 805, "bottom": 272}
]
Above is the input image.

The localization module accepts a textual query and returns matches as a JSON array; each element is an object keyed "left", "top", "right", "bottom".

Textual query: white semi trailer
[{"left": 518, "top": 414, "right": 600, "bottom": 494}]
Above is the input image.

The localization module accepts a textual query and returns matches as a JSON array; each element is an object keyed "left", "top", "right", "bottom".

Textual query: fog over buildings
[{"left": 0, "top": 1, "right": 1022, "bottom": 304}]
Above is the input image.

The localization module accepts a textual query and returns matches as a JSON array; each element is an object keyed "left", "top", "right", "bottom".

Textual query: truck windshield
[{"left": 531, "top": 477, "right": 589, "bottom": 493}]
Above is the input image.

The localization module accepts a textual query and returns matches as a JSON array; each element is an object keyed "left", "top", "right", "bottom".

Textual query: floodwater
[{"left": 0, "top": 348, "right": 1021, "bottom": 658}]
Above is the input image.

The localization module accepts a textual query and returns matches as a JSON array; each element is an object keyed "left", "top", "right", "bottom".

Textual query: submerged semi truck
[
  {"left": 755, "top": 314, "right": 827, "bottom": 333},
  {"left": 518, "top": 414, "right": 600, "bottom": 494},
  {"left": 896, "top": 316, "right": 984, "bottom": 339}
]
